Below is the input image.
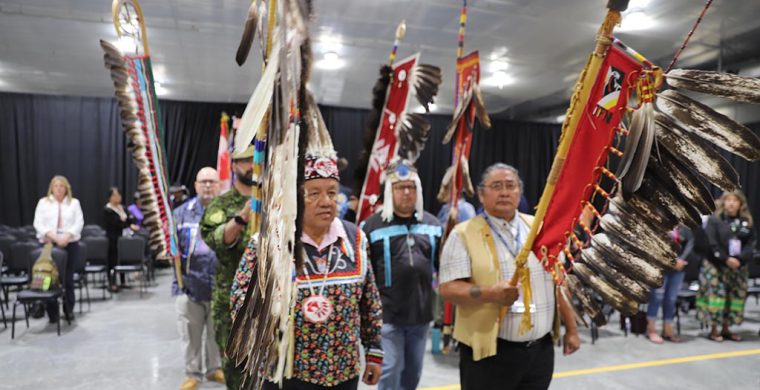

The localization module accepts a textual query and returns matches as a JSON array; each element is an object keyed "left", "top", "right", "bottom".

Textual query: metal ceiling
[{"left": 1, "top": 0, "right": 760, "bottom": 121}]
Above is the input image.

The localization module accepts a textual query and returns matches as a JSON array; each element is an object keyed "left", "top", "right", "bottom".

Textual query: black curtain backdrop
[{"left": 2, "top": 91, "right": 758, "bottom": 232}]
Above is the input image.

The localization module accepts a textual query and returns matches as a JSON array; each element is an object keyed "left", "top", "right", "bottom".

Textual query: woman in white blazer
[{"left": 33, "top": 175, "right": 83, "bottom": 322}]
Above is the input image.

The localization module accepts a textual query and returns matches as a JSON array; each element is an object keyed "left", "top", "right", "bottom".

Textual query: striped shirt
[{"left": 439, "top": 212, "right": 555, "bottom": 342}]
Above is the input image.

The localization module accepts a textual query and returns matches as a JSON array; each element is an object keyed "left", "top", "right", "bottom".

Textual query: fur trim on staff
[
  {"left": 353, "top": 65, "right": 393, "bottom": 197},
  {"left": 442, "top": 81, "right": 491, "bottom": 144}
]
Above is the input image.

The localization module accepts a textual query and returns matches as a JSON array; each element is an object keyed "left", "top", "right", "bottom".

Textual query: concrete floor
[{"left": 1, "top": 269, "right": 758, "bottom": 390}]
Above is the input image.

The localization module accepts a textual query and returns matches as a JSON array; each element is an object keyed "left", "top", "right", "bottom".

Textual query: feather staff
[
  {"left": 437, "top": 0, "right": 493, "bottom": 353},
  {"left": 225, "top": 1, "right": 312, "bottom": 387},
  {"left": 354, "top": 22, "right": 442, "bottom": 224},
  {"left": 100, "top": 0, "right": 178, "bottom": 275},
  {"left": 511, "top": 1, "right": 644, "bottom": 333}
]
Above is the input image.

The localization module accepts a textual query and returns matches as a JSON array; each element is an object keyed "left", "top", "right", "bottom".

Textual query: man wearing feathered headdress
[{"left": 361, "top": 159, "right": 442, "bottom": 390}]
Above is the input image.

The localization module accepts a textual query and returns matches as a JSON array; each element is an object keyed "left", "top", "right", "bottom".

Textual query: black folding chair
[
  {"left": 1, "top": 242, "right": 39, "bottom": 310},
  {"left": 82, "top": 224, "right": 106, "bottom": 238},
  {"left": 72, "top": 241, "right": 90, "bottom": 313},
  {"left": 0, "top": 252, "right": 6, "bottom": 328},
  {"left": 746, "top": 252, "right": 760, "bottom": 304},
  {"left": 12, "top": 247, "right": 69, "bottom": 338},
  {"left": 82, "top": 236, "right": 110, "bottom": 299},
  {"left": 113, "top": 236, "right": 147, "bottom": 297},
  {"left": 0, "top": 234, "right": 14, "bottom": 272}
]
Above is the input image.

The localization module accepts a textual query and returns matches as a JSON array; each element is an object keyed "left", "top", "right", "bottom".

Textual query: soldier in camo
[{"left": 200, "top": 144, "right": 254, "bottom": 390}]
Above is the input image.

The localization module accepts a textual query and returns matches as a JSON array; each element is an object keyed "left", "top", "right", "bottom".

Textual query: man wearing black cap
[{"left": 200, "top": 144, "right": 255, "bottom": 389}]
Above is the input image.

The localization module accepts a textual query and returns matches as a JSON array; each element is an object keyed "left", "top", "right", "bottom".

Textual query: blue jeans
[
  {"left": 647, "top": 270, "right": 686, "bottom": 323},
  {"left": 379, "top": 323, "right": 430, "bottom": 390}
]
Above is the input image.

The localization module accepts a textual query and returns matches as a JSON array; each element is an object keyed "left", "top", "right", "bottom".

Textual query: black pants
[
  {"left": 46, "top": 241, "right": 79, "bottom": 319},
  {"left": 107, "top": 237, "right": 126, "bottom": 286},
  {"left": 459, "top": 334, "right": 554, "bottom": 390},
  {"left": 262, "top": 377, "right": 359, "bottom": 390}
]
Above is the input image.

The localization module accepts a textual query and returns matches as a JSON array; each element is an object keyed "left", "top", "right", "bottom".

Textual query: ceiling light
[
  {"left": 483, "top": 71, "right": 514, "bottom": 89},
  {"left": 316, "top": 51, "right": 345, "bottom": 70},
  {"left": 555, "top": 114, "right": 567, "bottom": 124},
  {"left": 618, "top": 11, "right": 655, "bottom": 32},
  {"left": 154, "top": 82, "right": 168, "bottom": 96},
  {"left": 489, "top": 46, "right": 509, "bottom": 61},
  {"left": 114, "top": 35, "right": 138, "bottom": 54},
  {"left": 151, "top": 64, "right": 167, "bottom": 84},
  {"left": 489, "top": 60, "right": 509, "bottom": 73},
  {"left": 627, "top": 0, "right": 651, "bottom": 10},
  {"left": 319, "top": 33, "right": 343, "bottom": 53}
]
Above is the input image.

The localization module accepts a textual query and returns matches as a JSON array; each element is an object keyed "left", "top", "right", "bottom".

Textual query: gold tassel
[{"left": 517, "top": 267, "right": 533, "bottom": 336}]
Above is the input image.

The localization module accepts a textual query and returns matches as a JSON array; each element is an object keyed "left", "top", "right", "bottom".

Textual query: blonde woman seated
[{"left": 33, "top": 175, "right": 84, "bottom": 322}]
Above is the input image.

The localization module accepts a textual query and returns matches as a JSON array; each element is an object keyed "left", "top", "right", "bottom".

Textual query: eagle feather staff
[
  {"left": 516, "top": 0, "right": 760, "bottom": 329},
  {"left": 225, "top": 1, "right": 313, "bottom": 388},
  {"left": 354, "top": 21, "right": 442, "bottom": 224},
  {"left": 99, "top": 0, "right": 179, "bottom": 281}
]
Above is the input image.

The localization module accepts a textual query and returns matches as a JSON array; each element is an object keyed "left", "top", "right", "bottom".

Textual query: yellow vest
[{"left": 451, "top": 213, "right": 536, "bottom": 361}]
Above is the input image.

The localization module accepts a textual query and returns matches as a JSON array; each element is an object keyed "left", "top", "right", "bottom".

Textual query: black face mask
[{"left": 238, "top": 170, "right": 254, "bottom": 186}]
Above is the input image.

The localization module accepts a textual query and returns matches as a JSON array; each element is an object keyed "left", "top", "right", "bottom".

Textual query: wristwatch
[{"left": 234, "top": 215, "right": 247, "bottom": 226}]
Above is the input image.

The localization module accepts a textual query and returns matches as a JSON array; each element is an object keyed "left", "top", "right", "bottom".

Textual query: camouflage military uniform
[{"left": 200, "top": 187, "right": 248, "bottom": 390}]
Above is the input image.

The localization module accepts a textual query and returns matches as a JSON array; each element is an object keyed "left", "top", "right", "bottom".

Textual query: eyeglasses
[
  {"left": 482, "top": 181, "right": 519, "bottom": 192},
  {"left": 392, "top": 184, "right": 417, "bottom": 193},
  {"left": 304, "top": 190, "right": 339, "bottom": 202},
  {"left": 196, "top": 180, "right": 219, "bottom": 186}
]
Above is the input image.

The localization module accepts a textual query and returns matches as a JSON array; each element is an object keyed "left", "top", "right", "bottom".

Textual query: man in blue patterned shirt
[{"left": 173, "top": 167, "right": 225, "bottom": 390}]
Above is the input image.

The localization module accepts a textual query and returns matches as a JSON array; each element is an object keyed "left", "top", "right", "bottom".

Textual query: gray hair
[{"left": 478, "top": 163, "right": 523, "bottom": 191}]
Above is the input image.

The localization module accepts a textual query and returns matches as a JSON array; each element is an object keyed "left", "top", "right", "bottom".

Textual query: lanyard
[
  {"left": 483, "top": 214, "right": 522, "bottom": 258},
  {"left": 302, "top": 243, "right": 334, "bottom": 297}
]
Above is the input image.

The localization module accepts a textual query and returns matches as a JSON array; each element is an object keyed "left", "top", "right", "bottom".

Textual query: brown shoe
[
  {"left": 662, "top": 333, "right": 682, "bottom": 343},
  {"left": 179, "top": 377, "right": 200, "bottom": 390},
  {"left": 207, "top": 369, "right": 225, "bottom": 384}
]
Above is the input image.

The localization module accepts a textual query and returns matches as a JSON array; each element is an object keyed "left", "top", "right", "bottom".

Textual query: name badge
[{"left": 728, "top": 238, "right": 742, "bottom": 257}]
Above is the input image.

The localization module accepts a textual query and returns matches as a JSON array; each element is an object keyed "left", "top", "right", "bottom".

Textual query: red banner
[
  {"left": 356, "top": 54, "right": 419, "bottom": 224},
  {"left": 217, "top": 114, "right": 231, "bottom": 193},
  {"left": 531, "top": 44, "right": 645, "bottom": 270},
  {"left": 450, "top": 51, "right": 480, "bottom": 208}
]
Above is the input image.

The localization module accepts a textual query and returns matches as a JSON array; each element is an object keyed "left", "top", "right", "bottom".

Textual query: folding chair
[
  {"left": 113, "top": 236, "right": 147, "bottom": 297},
  {"left": 12, "top": 247, "right": 69, "bottom": 338},
  {"left": 82, "top": 236, "right": 110, "bottom": 299},
  {"left": 72, "top": 241, "right": 91, "bottom": 313},
  {"left": 1, "top": 242, "right": 38, "bottom": 309}
]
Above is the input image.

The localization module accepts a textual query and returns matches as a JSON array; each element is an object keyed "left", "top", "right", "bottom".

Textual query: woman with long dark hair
[
  {"left": 103, "top": 187, "right": 139, "bottom": 292},
  {"left": 697, "top": 190, "right": 756, "bottom": 342}
]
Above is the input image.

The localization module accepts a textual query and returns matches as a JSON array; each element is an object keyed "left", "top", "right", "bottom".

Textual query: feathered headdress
[
  {"left": 303, "top": 93, "right": 339, "bottom": 182},
  {"left": 353, "top": 21, "right": 442, "bottom": 224},
  {"left": 379, "top": 159, "right": 424, "bottom": 222}
]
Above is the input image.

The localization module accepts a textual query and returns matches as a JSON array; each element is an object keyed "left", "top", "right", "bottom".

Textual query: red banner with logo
[{"left": 531, "top": 43, "right": 645, "bottom": 271}]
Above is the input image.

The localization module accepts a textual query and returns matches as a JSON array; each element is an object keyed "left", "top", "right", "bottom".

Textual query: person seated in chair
[{"left": 33, "top": 175, "right": 83, "bottom": 322}]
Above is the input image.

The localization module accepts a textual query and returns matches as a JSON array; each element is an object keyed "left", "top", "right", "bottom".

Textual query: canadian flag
[{"left": 217, "top": 112, "right": 232, "bottom": 192}]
